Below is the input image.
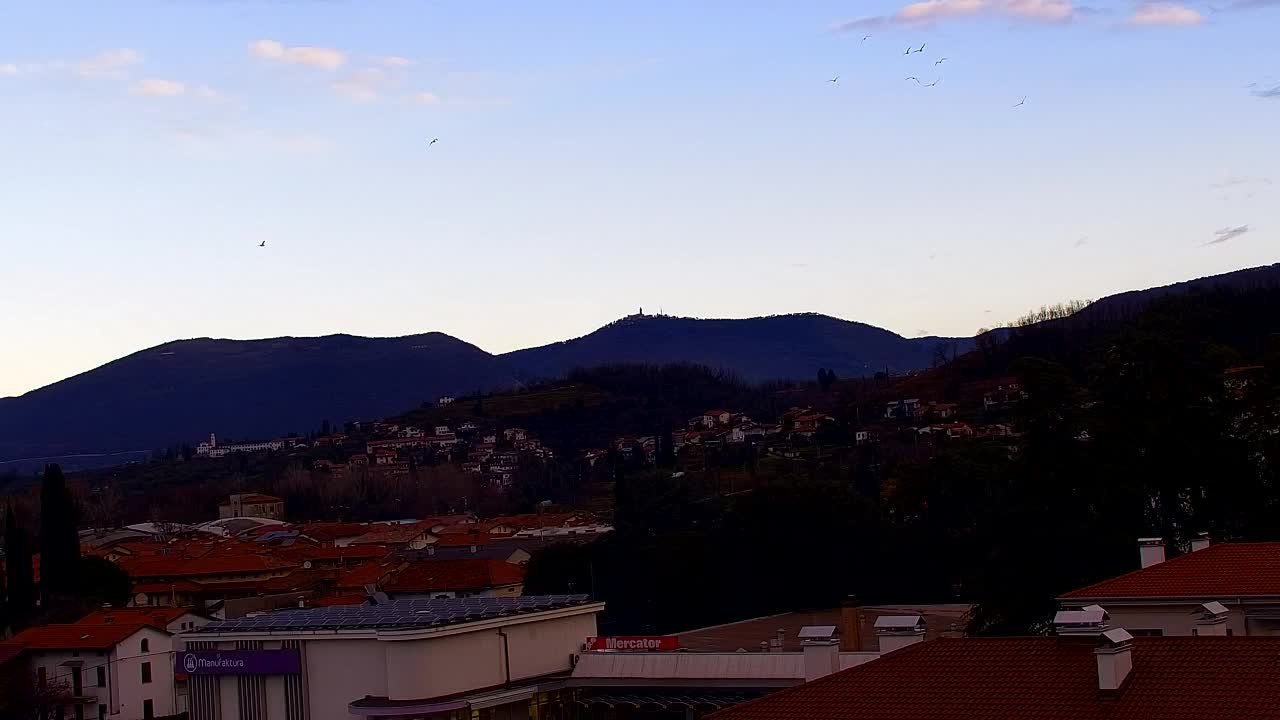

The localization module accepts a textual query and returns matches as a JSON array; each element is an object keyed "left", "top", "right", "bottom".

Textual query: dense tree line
[{"left": 527, "top": 286, "right": 1280, "bottom": 635}]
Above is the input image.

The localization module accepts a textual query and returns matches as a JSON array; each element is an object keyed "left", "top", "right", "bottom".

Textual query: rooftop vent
[{"left": 1054, "top": 608, "right": 1110, "bottom": 635}]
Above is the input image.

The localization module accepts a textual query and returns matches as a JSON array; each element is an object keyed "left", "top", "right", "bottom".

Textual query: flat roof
[
  {"left": 676, "top": 604, "right": 970, "bottom": 653},
  {"left": 193, "top": 595, "right": 593, "bottom": 634}
]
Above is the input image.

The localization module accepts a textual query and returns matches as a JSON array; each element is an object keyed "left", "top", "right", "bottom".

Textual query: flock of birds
[
  {"left": 253, "top": 41, "right": 1026, "bottom": 251},
  {"left": 829, "top": 36, "right": 1027, "bottom": 109}
]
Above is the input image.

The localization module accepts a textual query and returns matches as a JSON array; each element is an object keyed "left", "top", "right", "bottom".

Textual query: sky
[{"left": 1, "top": 0, "right": 1277, "bottom": 398}]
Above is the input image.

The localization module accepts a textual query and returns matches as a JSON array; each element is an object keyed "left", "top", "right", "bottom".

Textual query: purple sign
[{"left": 177, "top": 650, "right": 301, "bottom": 676}]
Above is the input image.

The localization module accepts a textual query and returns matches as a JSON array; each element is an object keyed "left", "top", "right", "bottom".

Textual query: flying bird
[
  {"left": 926, "top": 78, "right": 941, "bottom": 87},
  {"left": 905, "top": 46, "right": 913, "bottom": 56},
  {"left": 862, "top": 35, "right": 871, "bottom": 43},
  {"left": 829, "top": 75, "right": 840, "bottom": 83},
  {"left": 906, "top": 76, "right": 921, "bottom": 84},
  {"left": 1013, "top": 96, "right": 1027, "bottom": 108},
  {"left": 935, "top": 58, "right": 947, "bottom": 66},
  {"left": 913, "top": 43, "right": 926, "bottom": 54},
  {"left": 429, "top": 138, "right": 438, "bottom": 146},
  {"left": 259, "top": 241, "right": 266, "bottom": 247}
]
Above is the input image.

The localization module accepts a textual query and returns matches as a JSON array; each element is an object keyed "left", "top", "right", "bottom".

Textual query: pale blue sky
[{"left": 1, "top": 0, "right": 1277, "bottom": 397}]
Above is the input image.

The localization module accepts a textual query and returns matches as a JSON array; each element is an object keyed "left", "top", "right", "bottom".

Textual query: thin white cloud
[
  {"left": 1128, "top": 2, "right": 1202, "bottom": 25},
  {"left": 831, "top": 0, "right": 1074, "bottom": 30},
  {"left": 1204, "top": 225, "right": 1252, "bottom": 246},
  {"left": 379, "top": 56, "right": 414, "bottom": 68},
  {"left": 0, "top": 63, "right": 17, "bottom": 76},
  {"left": 331, "top": 68, "right": 388, "bottom": 102},
  {"left": 249, "top": 40, "right": 345, "bottom": 70},
  {"left": 193, "top": 85, "right": 221, "bottom": 101},
  {"left": 133, "top": 78, "right": 186, "bottom": 97},
  {"left": 77, "top": 48, "right": 144, "bottom": 77},
  {"left": 409, "top": 91, "right": 441, "bottom": 106},
  {"left": 1212, "top": 176, "right": 1273, "bottom": 189}
]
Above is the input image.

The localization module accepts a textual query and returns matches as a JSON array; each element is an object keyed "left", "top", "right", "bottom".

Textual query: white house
[{"left": 12, "top": 623, "right": 178, "bottom": 720}]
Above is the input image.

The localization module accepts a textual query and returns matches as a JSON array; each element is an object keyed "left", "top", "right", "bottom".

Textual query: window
[
  {"left": 1228, "top": 628, "right": 1235, "bottom": 636},
  {"left": 1192, "top": 628, "right": 1199, "bottom": 636},
  {"left": 141, "top": 662, "right": 152, "bottom": 684},
  {"left": 143, "top": 699, "right": 154, "bottom": 720},
  {"left": 96, "top": 667, "right": 106, "bottom": 687},
  {"left": 1129, "top": 628, "right": 1164, "bottom": 637},
  {"left": 140, "top": 638, "right": 150, "bottom": 653},
  {"left": 98, "top": 705, "right": 107, "bottom": 720}
]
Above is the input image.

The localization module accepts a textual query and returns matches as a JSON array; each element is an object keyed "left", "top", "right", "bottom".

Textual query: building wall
[
  {"left": 185, "top": 609, "right": 599, "bottom": 720},
  {"left": 1069, "top": 603, "right": 1254, "bottom": 636},
  {"left": 111, "top": 627, "right": 178, "bottom": 720},
  {"left": 303, "top": 639, "right": 388, "bottom": 720},
  {"left": 503, "top": 613, "right": 598, "bottom": 681},
  {"left": 26, "top": 627, "right": 176, "bottom": 720}
]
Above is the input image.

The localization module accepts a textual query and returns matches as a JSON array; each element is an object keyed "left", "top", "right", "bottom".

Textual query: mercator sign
[{"left": 585, "top": 636, "right": 679, "bottom": 651}]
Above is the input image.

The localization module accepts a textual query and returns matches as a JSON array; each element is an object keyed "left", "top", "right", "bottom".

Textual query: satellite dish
[
  {"left": 135, "top": 592, "right": 149, "bottom": 605},
  {"left": 302, "top": 560, "right": 313, "bottom": 569}
]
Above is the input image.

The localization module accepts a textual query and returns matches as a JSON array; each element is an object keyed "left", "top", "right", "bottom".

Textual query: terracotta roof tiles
[
  {"left": 710, "top": 636, "right": 1280, "bottom": 720},
  {"left": 1061, "top": 543, "right": 1280, "bottom": 600}
]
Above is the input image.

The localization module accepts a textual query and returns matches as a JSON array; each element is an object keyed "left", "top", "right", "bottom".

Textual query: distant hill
[
  {"left": 5, "top": 264, "right": 1280, "bottom": 467},
  {"left": 502, "top": 313, "right": 970, "bottom": 384},
  {"left": 0, "top": 333, "right": 517, "bottom": 466}
]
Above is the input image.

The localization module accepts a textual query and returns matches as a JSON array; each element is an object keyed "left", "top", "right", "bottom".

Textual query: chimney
[
  {"left": 841, "top": 596, "right": 863, "bottom": 651},
  {"left": 1190, "top": 532, "right": 1211, "bottom": 553},
  {"left": 776, "top": 628, "right": 786, "bottom": 649},
  {"left": 874, "top": 615, "right": 927, "bottom": 654},
  {"left": 799, "top": 626, "right": 840, "bottom": 681},
  {"left": 1193, "top": 601, "right": 1230, "bottom": 636},
  {"left": 1138, "top": 537, "right": 1165, "bottom": 568},
  {"left": 760, "top": 641, "right": 770, "bottom": 653},
  {"left": 1095, "top": 628, "right": 1134, "bottom": 696}
]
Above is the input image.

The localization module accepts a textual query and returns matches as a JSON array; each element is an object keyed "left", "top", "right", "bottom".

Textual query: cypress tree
[
  {"left": 39, "top": 463, "right": 79, "bottom": 603},
  {"left": 5, "top": 503, "right": 35, "bottom": 629}
]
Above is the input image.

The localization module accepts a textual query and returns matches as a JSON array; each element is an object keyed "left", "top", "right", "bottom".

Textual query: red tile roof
[
  {"left": 710, "top": 637, "right": 1280, "bottom": 720},
  {"left": 335, "top": 560, "right": 405, "bottom": 590},
  {"left": 298, "top": 522, "right": 371, "bottom": 542},
  {"left": 433, "top": 533, "right": 492, "bottom": 548},
  {"left": 77, "top": 607, "right": 195, "bottom": 628},
  {"left": 120, "top": 553, "right": 297, "bottom": 579},
  {"left": 133, "top": 579, "right": 205, "bottom": 594},
  {"left": 275, "top": 544, "right": 389, "bottom": 563},
  {"left": 12, "top": 623, "right": 157, "bottom": 650},
  {"left": 383, "top": 559, "right": 524, "bottom": 593},
  {"left": 1061, "top": 543, "right": 1280, "bottom": 599},
  {"left": 348, "top": 526, "right": 432, "bottom": 546}
]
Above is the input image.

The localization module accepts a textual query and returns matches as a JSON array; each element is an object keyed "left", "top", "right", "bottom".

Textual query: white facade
[
  {"left": 196, "top": 433, "right": 286, "bottom": 458},
  {"left": 25, "top": 626, "right": 176, "bottom": 720},
  {"left": 180, "top": 599, "right": 602, "bottom": 720}
]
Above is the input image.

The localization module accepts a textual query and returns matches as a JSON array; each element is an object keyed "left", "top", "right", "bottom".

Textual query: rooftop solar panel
[{"left": 195, "top": 594, "right": 592, "bottom": 634}]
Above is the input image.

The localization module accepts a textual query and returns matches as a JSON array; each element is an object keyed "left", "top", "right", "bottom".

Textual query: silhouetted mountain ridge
[{"left": 4, "top": 263, "right": 1280, "bottom": 465}]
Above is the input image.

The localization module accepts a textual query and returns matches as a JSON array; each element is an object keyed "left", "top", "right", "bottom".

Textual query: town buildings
[
  {"left": 217, "top": 494, "right": 285, "bottom": 520},
  {"left": 1057, "top": 537, "right": 1280, "bottom": 637},
  {"left": 195, "top": 434, "right": 286, "bottom": 459}
]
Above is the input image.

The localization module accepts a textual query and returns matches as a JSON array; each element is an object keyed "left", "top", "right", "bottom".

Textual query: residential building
[
  {"left": 1058, "top": 538, "right": 1280, "bottom": 636},
  {"left": 217, "top": 493, "right": 285, "bottom": 520},
  {"left": 179, "top": 595, "right": 602, "bottom": 720},
  {"left": 196, "top": 434, "right": 285, "bottom": 459},
  {"left": 381, "top": 558, "right": 525, "bottom": 598},
  {"left": 77, "top": 607, "right": 211, "bottom": 635},
  {"left": 10, "top": 623, "right": 178, "bottom": 720},
  {"left": 707, "top": 619, "right": 1280, "bottom": 720}
]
